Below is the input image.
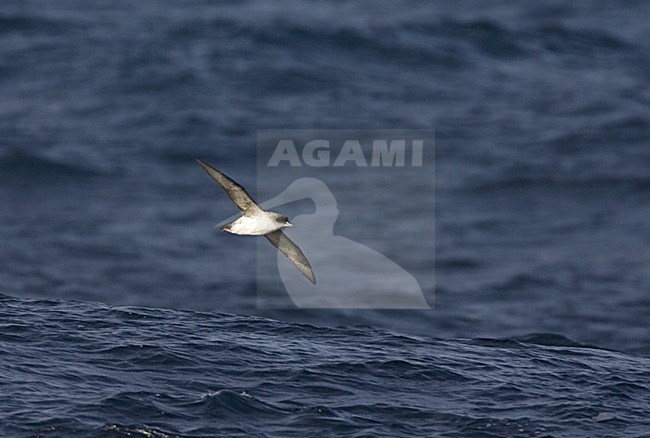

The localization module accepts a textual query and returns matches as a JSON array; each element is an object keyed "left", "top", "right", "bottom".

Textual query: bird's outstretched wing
[
  {"left": 265, "top": 230, "right": 316, "bottom": 284},
  {"left": 196, "top": 159, "right": 262, "bottom": 214}
]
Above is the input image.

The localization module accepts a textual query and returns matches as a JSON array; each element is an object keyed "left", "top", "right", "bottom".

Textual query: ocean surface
[
  {"left": 1, "top": 0, "right": 649, "bottom": 436},
  {"left": 2, "top": 293, "right": 649, "bottom": 437}
]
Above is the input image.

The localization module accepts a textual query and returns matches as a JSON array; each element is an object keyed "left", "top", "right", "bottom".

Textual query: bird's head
[
  {"left": 272, "top": 213, "right": 293, "bottom": 228},
  {"left": 281, "top": 215, "right": 293, "bottom": 228}
]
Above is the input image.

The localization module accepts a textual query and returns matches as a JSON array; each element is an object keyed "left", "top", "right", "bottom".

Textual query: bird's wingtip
[{"left": 196, "top": 159, "right": 213, "bottom": 173}]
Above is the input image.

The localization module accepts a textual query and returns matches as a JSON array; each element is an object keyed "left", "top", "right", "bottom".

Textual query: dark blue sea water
[
  {"left": 1, "top": 0, "right": 649, "bottom": 436},
  {"left": 2, "top": 293, "right": 649, "bottom": 437}
]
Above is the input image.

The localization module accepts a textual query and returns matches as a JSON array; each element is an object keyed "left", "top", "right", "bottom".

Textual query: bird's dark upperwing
[
  {"left": 265, "top": 230, "right": 316, "bottom": 284},
  {"left": 196, "top": 159, "right": 262, "bottom": 214}
]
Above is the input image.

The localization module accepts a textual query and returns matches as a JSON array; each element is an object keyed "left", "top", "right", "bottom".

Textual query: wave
[
  {"left": 167, "top": 18, "right": 467, "bottom": 70},
  {"left": 0, "top": 14, "right": 85, "bottom": 36},
  {"left": 166, "top": 15, "right": 636, "bottom": 64},
  {"left": 464, "top": 172, "right": 650, "bottom": 193},
  {"left": 547, "top": 116, "right": 650, "bottom": 151},
  {"left": 1, "top": 292, "right": 648, "bottom": 436},
  {"left": 0, "top": 149, "right": 111, "bottom": 180},
  {"left": 534, "top": 24, "right": 634, "bottom": 55}
]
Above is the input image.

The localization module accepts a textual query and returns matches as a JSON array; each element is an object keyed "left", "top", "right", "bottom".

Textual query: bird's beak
[{"left": 285, "top": 222, "right": 293, "bottom": 227}]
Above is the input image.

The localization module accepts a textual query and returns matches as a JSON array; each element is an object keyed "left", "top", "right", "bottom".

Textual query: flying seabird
[{"left": 196, "top": 159, "right": 316, "bottom": 284}]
